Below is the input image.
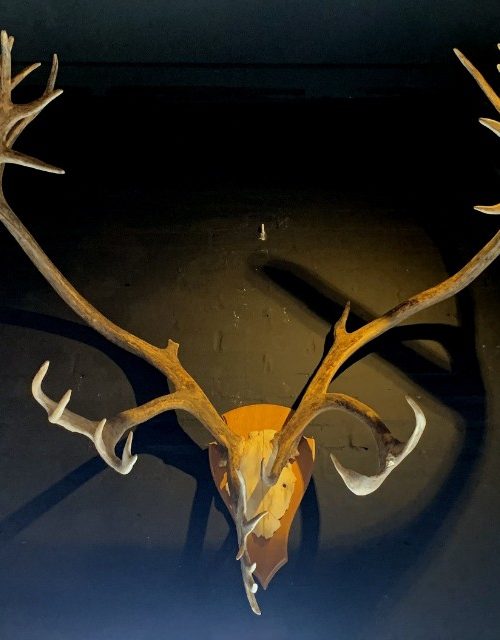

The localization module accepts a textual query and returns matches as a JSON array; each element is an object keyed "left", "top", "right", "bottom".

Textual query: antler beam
[{"left": 0, "top": 29, "right": 241, "bottom": 475}]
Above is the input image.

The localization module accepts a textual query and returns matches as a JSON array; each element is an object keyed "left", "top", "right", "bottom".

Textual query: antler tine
[
  {"left": 7, "top": 54, "right": 60, "bottom": 152},
  {"left": 454, "top": 47, "right": 500, "bottom": 113},
  {"left": 479, "top": 117, "right": 500, "bottom": 138},
  {"left": 0, "top": 30, "right": 12, "bottom": 100},
  {"left": 475, "top": 203, "right": 500, "bottom": 215},
  {"left": 454, "top": 46, "right": 500, "bottom": 214},
  {"left": 46, "top": 53, "right": 58, "bottom": 93},
  {"left": 11, "top": 62, "right": 42, "bottom": 91}
]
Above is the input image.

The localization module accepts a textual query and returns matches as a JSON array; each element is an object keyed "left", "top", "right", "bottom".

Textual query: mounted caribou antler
[{"left": 0, "top": 31, "right": 499, "bottom": 615}]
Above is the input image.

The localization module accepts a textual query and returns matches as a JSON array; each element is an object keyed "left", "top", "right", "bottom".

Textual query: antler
[
  {"left": 265, "top": 46, "right": 500, "bottom": 490},
  {"left": 454, "top": 45, "right": 500, "bottom": 214},
  {"left": 266, "top": 231, "right": 500, "bottom": 490},
  {"left": 0, "top": 31, "right": 63, "bottom": 176},
  {"left": 0, "top": 29, "right": 266, "bottom": 613},
  {"left": 0, "top": 30, "right": 241, "bottom": 477},
  {"left": 31, "top": 356, "right": 232, "bottom": 474}
]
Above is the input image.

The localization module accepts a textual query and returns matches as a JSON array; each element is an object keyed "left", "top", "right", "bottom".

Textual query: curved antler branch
[
  {"left": 267, "top": 229, "right": 500, "bottom": 486},
  {"left": 32, "top": 361, "right": 138, "bottom": 474},
  {"left": 454, "top": 46, "right": 500, "bottom": 113},
  {"left": 32, "top": 360, "right": 228, "bottom": 474},
  {"left": 328, "top": 394, "right": 425, "bottom": 496},
  {"left": 0, "top": 30, "right": 240, "bottom": 457}
]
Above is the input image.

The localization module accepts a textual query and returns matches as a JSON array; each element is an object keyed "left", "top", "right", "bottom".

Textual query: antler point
[
  {"left": 124, "top": 430, "right": 134, "bottom": 454},
  {"left": 49, "top": 388, "right": 72, "bottom": 422},
  {"left": 95, "top": 418, "right": 106, "bottom": 441},
  {"left": 166, "top": 339, "right": 180, "bottom": 356},
  {"left": 236, "top": 545, "right": 245, "bottom": 561},
  {"left": 474, "top": 203, "right": 500, "bottom": 214}
]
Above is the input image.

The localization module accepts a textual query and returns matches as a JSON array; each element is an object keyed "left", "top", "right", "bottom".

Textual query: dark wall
[
  {"left": 3, "top": 2, "right": 499, "bottom": 97},
  {"left": 1, "top": 5, "right": 500, "bottom": 639},
  {"left": 2, "top": 1, "right": 499, "bottom": 63}
]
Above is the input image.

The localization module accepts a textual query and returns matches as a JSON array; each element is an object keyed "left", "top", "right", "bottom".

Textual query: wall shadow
[
  {"left": 0, "top": 307, "right": 320, "bottom": 593},
  {"left": 246, "top": 225, "right": 488, "bottom": 633}
]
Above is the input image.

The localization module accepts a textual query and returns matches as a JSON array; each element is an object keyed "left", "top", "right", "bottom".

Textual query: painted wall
[
  {"left": 1, "top": 5, "right": 500, "bottom": 638},
  {"left": 2, "top": 1, "right": 499, "bottom": 64},
  {"left": 0, "top": 78, "right": 499, "bottom": 638}
]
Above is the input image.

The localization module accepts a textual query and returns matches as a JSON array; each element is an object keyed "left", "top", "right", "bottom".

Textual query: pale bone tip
[{"left": 49, "top": 389, "right": 72, "bottom": 422}]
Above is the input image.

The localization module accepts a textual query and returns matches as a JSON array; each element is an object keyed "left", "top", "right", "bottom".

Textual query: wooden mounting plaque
[{"left": 209, "top": 403, "right": 315, "bottom": 589}]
